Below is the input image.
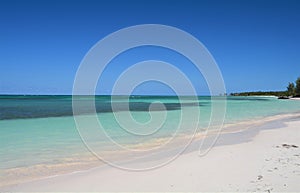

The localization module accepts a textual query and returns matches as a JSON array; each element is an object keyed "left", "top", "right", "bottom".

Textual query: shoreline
[
  {"left": 1, "top": 111, "right": 299, "bottom": 187},
  {"left": 1, "top": 113, "right": 300, "bottom": 191},
  {"left": 290, "top": 97, "right": 300, "bottom": 100}
]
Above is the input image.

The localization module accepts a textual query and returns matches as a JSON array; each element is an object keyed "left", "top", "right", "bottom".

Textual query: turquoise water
[{"left": 1, "top": 95, "right": 300, "bottom": 185}]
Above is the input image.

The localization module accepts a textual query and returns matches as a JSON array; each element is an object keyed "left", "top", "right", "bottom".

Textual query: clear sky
[{"left": 0, "top": 0, "right": 299, "bottom": 95}]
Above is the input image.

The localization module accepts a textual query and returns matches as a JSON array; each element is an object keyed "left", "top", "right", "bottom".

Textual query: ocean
[{"left": 1, "top": 95, "right": 300, "bottom": 186}]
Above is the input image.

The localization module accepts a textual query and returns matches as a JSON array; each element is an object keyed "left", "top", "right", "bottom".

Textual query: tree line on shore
[
  {"left": 231, "top": 77, "right": 300, "bottom": 97},
  {"left": 287, "top": 77, "right": 300, "bottom": 97}
]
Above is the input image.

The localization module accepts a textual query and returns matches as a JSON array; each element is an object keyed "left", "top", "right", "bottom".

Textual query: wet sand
[{"left": 2, "top": 114, "right": 300, "bottom": 192}]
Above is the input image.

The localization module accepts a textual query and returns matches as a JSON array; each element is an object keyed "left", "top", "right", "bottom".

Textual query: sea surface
[{"left": 1, "top": 95, "right": 300, "bottom": 186}]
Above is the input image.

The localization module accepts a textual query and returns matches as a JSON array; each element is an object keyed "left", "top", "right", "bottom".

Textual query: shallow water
[{"left": 1, "top": 95, "right": 300, "bottom": 186}]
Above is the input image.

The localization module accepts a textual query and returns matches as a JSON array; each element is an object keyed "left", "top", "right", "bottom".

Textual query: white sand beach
[
  {"left": 2, "top": 115, "right": 300, "bottom": 192},
  {"left": 291, "top": 97, "right": 300, "bottom": 100},
  {"left": 2, "top": 0, "right": 300, "bottom": 192}
]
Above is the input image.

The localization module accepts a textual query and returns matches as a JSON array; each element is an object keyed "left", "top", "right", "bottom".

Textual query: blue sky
[{"left": 0, "top": 0, "right": 299, "bottom": 95}]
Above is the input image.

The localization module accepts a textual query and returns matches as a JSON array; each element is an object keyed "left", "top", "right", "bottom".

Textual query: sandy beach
[
  {"left": 2, "top": 114, "right": 300, "bottom": 192},
  {"left": 2, "top": 0, "right": 300, "bottom": 192},
  {"left": 291, "top": 97, "right": 300, "bottom": 100}
]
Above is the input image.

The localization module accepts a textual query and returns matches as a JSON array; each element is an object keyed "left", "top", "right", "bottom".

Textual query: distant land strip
[{"left": 230, "top": 91, "right": 287, "bottom": 96}]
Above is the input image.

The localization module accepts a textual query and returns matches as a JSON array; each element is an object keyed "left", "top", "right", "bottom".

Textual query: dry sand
[
  {"left": 291, "top": 97, "right": 300, "bottom": 100},
  {"left": 2, "top": 116, "right": 300, "bottom": 192}
]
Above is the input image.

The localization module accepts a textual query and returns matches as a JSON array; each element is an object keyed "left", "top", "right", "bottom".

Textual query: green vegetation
[
  {"left": 287, "top": 82, "right": 295, "bottom": 96},
  {"left": 230, "top": 91, "right": 287, "bottom": 96},
  {"left": 231, "top": 76, "right": 300, "bottom": 97},
  {"left": 295, "top": 77, "right": 300, "bottom": 97}
]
